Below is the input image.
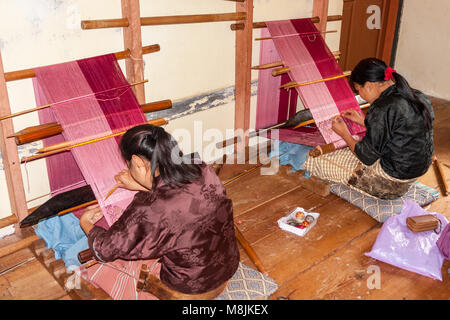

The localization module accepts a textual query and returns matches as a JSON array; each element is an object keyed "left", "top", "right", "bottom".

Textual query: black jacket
[{"left": 354, "top": 85, "right": 434, "bottom": 180}]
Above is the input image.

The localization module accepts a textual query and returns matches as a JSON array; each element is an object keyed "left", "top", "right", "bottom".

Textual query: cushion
[
  {"left": 330, "top": 181, "right": 440, "bottom": 223},
  {"left": 215, "top": 262, "right": 279, "bottom": 300}
]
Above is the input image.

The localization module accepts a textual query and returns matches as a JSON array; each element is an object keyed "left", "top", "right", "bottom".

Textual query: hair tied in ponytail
[{"left": 384, "top": 67, "right": 397, "bottom": 81}]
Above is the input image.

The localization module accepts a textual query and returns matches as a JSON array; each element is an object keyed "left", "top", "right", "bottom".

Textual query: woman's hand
[
  {"left": 341, "top": 109, "right": 365, "bottom": 127},
  {"left": 114, "top": 169, "right": 149, "bottom": 192},
  {"left": 331, "top": 115, "right": 351, "bottom": 138},
  {"left": 331, "top": 115, "right": 358, "bottom": 153},
  {"left": 80, "top": 204, "right": 103, "bottom": 235}
]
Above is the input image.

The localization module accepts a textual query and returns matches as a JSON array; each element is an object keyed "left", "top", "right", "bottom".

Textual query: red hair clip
[{"left": 384, "top": 67, "right": 396, "bottom": 81}]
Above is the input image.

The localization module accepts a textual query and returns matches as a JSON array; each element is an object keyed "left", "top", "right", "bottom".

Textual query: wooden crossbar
[{"left": 81, "top": 12, "right": 247, "bottom": 29}]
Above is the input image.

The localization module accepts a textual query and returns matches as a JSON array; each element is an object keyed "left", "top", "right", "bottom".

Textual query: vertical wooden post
[
  {"left": 121, "top": 0, "right": 146, "bottom": 104},
  {"left": 234, "top": 0, "right": 253, "bottom": 148},
  {"left": 313, "top": 0, "right": 330, "bottom": 36},
  {"left": 380, "top": 0, "right": 400, "bottom": 64},
  {"left": 0, "top": 52, "right": 28, "bottom": 221}
]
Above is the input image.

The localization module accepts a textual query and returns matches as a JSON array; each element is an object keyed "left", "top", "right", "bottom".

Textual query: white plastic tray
[{"left": 277, "top": 207, "right": 320, "bottom": 237}]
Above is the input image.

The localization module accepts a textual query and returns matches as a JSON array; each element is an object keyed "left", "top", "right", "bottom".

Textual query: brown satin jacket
[{"left": 87, "top": 164, "right": 240, "bottom": 294}]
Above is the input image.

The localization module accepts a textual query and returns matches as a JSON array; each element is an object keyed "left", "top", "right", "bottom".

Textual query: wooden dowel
[
  {"left": 255, "top": 29, "right": 337, "bottom": 41},
  {"left": 281, "top": 81, "right": 297, "bottom": 88},
  {"left": 235, "top": 226, "right": 267, "bottom": 275},
  {"left": 223, "top": 165, "right": 260, "bottom": 185},
  {"left": 0, "top": 80, "right": 148, "bottom": 121},
  {"left": 292, "top": 119, "right": 316, "bottom": 129},
  {"left": 3, "top": 44, "right": 160, "bottom": 82},
  {"left": 57, "top": 200, "right": 98, "bottom": 216},
  {"left": 293, "top": 103, "right": 370, "bottom": 129},
  {"left": 80, "top": 18, "right": 129, "bottom": 29},
  {"left": 104, "top": 184, "right": 119, "bottom": 201},
  {"left": 231, "top": 14, "right": 342, "bottom": 31},
  {"left": 251, "top": 61, "right": 284, "bottom": 70},
  {"left": 252, "top": 51, "right": 340, "bottom": 70},
  {"left": 271, "top": 67, "right": 290, "bottom": 77},
  {"left": 141, "top": 12, "right": 247, "bottom": 26},
  {"left": 82, "top": 12, "right": 247, "bottom": 30},
  {"left": 0, "top": 215, "right": 18, "bottom": 229},
  {"left": 21, "top": 118, "right": 168, "bottom": 163},
  {"left": 273, "top": 53, "right": 341, "bottom": 76},
  {"left": 280, "top": 71, "right": 351, "bottom": 90},
  {"left": 0, "top": 234, "right": 40, "bottom": 259},
  {"left": 433, "top": 156, "right": 449, "bottom": 196},
  {"left": 10, "top": 99, "right": 172, "bottom": 145}
]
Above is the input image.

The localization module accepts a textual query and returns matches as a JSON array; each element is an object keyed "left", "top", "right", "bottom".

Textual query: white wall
[
  {"left": 395, "top": 0, "right": 450, "bottom": 100},
  {"left": 0, "top": 0, "right": 343, "bottom": 223}
]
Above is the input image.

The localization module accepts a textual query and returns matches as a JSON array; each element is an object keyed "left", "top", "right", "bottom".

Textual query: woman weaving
[
  {"left": 79, "top": 124, "right": 240, "bottom": 299},
  {"left": 304, "top": 58, "right": 434, "bottom": 199}
]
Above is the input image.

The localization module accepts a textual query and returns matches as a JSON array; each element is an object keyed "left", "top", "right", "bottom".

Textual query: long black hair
[
  {"left": 120, "top": 124, "right": 202, "bottom": 188},
  {"left": 350, "top": 58, "right": 432, "bottom": 131}
]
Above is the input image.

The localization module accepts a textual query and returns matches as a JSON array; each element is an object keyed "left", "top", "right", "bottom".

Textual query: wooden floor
[{"left": 1, "top": 97, "right": 449, "bottom": 300}]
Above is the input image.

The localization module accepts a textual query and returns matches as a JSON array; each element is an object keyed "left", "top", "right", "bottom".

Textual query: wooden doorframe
[
  {"left": 339, "top": 0, "right": 402, "bottom": 70},
  {"left": 380, "top": 0, "right": 401, "bottom": 65},
  {"left": 388, "top": 0, "right": 404, "bottom": 66}
]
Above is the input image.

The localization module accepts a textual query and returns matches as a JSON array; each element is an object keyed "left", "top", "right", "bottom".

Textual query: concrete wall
[
  {"left": 395, "top": 0, "right": 450, "bottom": 100},
  {"left": 0, "top": 0, "right": 343, "bottom": 232}
]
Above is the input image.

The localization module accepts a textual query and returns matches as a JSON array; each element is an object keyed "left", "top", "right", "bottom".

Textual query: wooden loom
[{"left": 0, "top": 0, "right": 341, "bottom": 300}]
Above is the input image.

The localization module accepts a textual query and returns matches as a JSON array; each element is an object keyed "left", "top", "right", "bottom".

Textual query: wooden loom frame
[{"left": 0, "top": 0, "right": 338, "bottom": 299}]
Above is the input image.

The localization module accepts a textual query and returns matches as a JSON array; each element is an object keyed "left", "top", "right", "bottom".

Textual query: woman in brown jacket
[{"left": 80, "top": 124, "right": 239, "bottom": 299}]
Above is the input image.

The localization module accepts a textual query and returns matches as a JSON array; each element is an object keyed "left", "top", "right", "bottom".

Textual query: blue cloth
[
  {"left": 269, "top": 141, "right": 313, "bottom": 172},
  {"left": 35, "top": 213, "right": 88, "bottom": 269}
]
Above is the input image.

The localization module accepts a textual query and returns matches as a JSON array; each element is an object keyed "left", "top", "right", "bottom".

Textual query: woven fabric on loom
[
  {"left": 256, "top": 18, "right": 366, "bottom": 147},
  {"left": 33, "top": 54, "right": 147, "bottom": 227}
]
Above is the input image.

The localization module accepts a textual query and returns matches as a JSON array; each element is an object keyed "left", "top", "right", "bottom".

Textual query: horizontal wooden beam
[
  {"left": 230, "top": 14, "right": 342, "bottom": 31},
  {"left": 1, "top": 80, "right": 148, "bottom": 121},
  {"left": 255, "top": 29, "right": 337, "bottom": 41},
  {"left": 81, "top": 12, "right": 247, "bottom": 30},
  {"left": 433, "top": 157, "right": 449, "bottom": 196},
  {"left": 20, "top": 118, "right": 168, "bottom": 163},
  {"left": 252, "top": 51, "right": 340, "bottom": 71},
  {"left": 0, "top": 215, "right": 18, "bottom": 229},
  {"left": 0, "top": 234, "right": 40, "bottom": 259},
  {"left": 251, "top": 61, "right": 284, "bottom": 70},
  {"left": 3, "top": 44, "right": 160, "bottom": 82},
  {"left": 10, "top": 99, "right": 172, "bottom": 145},
  {"left": 272, "top": 52, "right": 341, "bottom": 76},
  {"left": 280, "top": 70, "right": 352, "bottom": 90}
]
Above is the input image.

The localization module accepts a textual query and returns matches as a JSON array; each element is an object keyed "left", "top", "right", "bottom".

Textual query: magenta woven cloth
[
  {"left": 33, "top": 54, "right": 147, "bottom": 227},
  {"left": 256, "top": 18, "right": 366, "bottom": 146}
]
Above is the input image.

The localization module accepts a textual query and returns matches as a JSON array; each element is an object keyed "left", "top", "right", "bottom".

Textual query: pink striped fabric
[
  {"left": 256, "top": 18, "right": 366, "bottom": 147},
  {"left": 255, "top": 28, "right": 298, "bottom": 129},
  {"left": 83, "top": 258, "right": 161, "bottom": 300},
  {"left": 33, "top": 54, "right": 147, "bottom": 227}
]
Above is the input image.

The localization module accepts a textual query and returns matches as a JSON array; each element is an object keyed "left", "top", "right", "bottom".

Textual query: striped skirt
[
  {"left": 303, "top": 147, "right": 415, "bottom": 200},
  {"left": 81, "top": 258, "right": 161, "bottom": 300}
]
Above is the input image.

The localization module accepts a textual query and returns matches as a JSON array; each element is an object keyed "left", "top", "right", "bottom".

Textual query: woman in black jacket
[{"left": 304, "top": 58, "right": 434, "bottom": 199}]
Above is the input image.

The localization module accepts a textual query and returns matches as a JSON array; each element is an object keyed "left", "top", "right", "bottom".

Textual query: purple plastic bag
[
  {"left": 365, "top": 200, "right": 448, "bottom": 281},
  {"left": 437, "top": 223, "right": 450, "bottom": 260}
]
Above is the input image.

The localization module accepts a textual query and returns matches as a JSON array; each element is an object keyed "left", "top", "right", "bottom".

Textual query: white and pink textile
[{"left": 256, "top": 18, "right": 366, "bottom": 147}]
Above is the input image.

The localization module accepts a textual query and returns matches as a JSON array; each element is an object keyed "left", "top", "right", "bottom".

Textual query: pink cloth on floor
[{"left": 83, "top": 259, "right": 161, "bottom": 300}]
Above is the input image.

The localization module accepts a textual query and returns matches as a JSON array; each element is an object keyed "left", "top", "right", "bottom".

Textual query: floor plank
[{"left": 2, "top": 259, "right": 67, "bottom": 300}]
